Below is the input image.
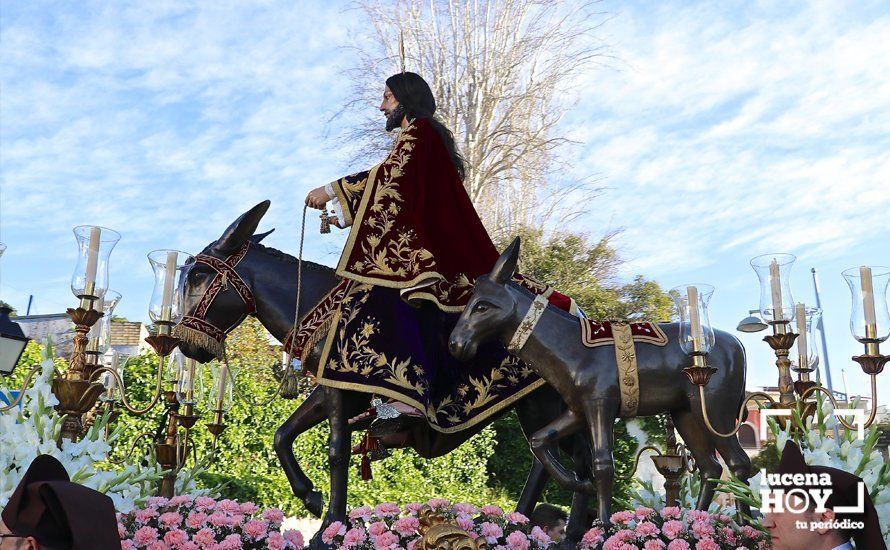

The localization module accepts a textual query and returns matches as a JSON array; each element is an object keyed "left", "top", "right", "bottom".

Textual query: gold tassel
[
  {"left": 280, "top": 354, "right": 301, "bottom": 400},
  {"left": 172, "top": 324, "right": 226, "bottom": 361}
]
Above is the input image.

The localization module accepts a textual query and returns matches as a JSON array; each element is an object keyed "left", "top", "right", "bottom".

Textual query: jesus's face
[{"left": 379, "top": 86, "right": 399, "bottom": 117}]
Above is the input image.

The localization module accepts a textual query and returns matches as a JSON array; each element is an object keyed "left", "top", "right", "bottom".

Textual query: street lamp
[{"left": 0, "top": 306, "right": 29, "bottom": 376}]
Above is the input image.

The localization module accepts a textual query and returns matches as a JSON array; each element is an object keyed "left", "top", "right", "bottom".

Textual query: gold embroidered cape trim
[
  {"left": 612, "top": 322, "right": 640, "bottom": 417},
  {"left": 579, "top": 320, "right": 668, "bottom": 348},
  {"left": 311, "top": 283, "right": 546, "bottom": 434}
]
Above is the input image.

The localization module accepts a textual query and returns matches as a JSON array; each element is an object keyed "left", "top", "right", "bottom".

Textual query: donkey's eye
[{"left": 473, "top": 302, "right": 489, "bottom": 313}]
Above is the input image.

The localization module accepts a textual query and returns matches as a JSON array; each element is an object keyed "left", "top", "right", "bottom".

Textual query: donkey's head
[
  {"left": 449, "top": 237, "right": 521, "bottom": 361},
  {"left": 175, "top": 201, "right": 273, "bottom": 363}
]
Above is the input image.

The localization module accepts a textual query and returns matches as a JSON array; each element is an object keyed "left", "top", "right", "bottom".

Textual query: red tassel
[{"left": 360, "top": 453, "right": 373, "bottom": 480}]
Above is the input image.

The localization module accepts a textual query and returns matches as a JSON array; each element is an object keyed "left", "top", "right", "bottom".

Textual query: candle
[
  {"left": 186, "top": 358, "right": 196, "bottom": 403},
  {"left": 860, "top": 266, "right": 877, "bottom": 339},
  {"left": 84, "top": 227, "right": 101, "bottom": 295},
  {"left": 215, "top": 364, "right": 228, "bottom": 410},
  {"left": 687, "top": 286, "right": 703, "bottom": 351},
  {"left": 795, "top": 303, "right": 808, "bottom": 365},
  {"left": 769, "top": 259, "right": 783, "bottom": 321},
  {"left": 161, "top": 251, "right": 178, "bottom": 321}
]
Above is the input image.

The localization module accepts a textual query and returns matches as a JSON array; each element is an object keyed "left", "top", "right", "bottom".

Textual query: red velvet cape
[{"left": 330, "top": 118, "right": 573, "bottom": 312}]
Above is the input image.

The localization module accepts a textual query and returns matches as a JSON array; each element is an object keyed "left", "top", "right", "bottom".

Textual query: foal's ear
[
  {"left": 214, "top": 201, "right": 271, "bottom": 255},
  {"left": 490, "top": 237, "right": 521, "bottom": 285},
  {"left": 251, "top": 229, "right": 275, "bottom": 244}
]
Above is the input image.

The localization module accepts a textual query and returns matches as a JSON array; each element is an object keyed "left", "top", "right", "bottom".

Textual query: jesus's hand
[{"left": 305, "top": 186, "right": 330, "bottom": 209}]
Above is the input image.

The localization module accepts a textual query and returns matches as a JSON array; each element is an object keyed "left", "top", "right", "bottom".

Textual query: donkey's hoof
[{"left": 303, "top": 490, "right": 324, "bottom": 518}]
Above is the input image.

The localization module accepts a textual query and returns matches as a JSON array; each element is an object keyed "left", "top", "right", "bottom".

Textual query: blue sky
[{"left": 1, "top": 1, "right": 888, "bottom": 402}]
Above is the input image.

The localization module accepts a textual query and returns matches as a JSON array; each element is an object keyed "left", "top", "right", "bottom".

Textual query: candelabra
[{"left": 617, "top": 416, "right": 689, "bottom": 509}]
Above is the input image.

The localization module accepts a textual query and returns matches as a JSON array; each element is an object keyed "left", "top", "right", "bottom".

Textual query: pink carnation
[
  {"left": 505, "top": 531, "right": 530, "bottom": 550},
  {"left": 686, "top": 510, "right": 709, "bottom": 523},
  {"left": 662, "top": 520, "right": 685, "bottom": 540},
  {"left": 368, "top": 521, "right": 388, "bottom": 537},
  {"left": 321, "top": 521, "right": 347, "bottom": 544},
  {"left": 229, "top": 513, "right": 245, "bottom": 526},
  {"left": 220, "top": 533, "right": 243, "bottom": 549},
  {"left": 722, "top": 527, "right": 737, "bottom": 545},
  {"left": 505, "top": 512, "right": 530, "bottom": 524},
  {"left": 691, "top": 521, "right": 714, "bottom": 539},
  {"left": 134, "top": 508, "right": 159, "bottom": 523},
  {"left": 239, "top": 501, "right": 259, "bottom": 515},
  {"left": 393, "top": 516, "right": 420, "bottom": 537},
  {"left": 147, "top": 542, "right": 166, "bottom": 550},
  {"left": 218, "top": 499, "right": 241, "bottom": 514},
  {"left": 208, "top": 512, "right": 231, "bottom": 527},
  {"left": 580, "top": 527, "right": 602, "bottom": 547},
  {"left": 610, "top": 510, "right": 636, "bottom": 524},
  {"left": 147, "top": 496, "right": 169, "bottom": 508},
  {"left": 121, "top": 540, "right": 136, "bottom": 550},
  {"left": 186, "top": 511, "right": 208, "bottom": 529},
  {"left": 163, "top": 529, "right": 188, "bottom": 547},
  {"left": 283, "top": 529, "right": 304, "bottom": 548},
  {"left": 635, "top": 506, "right": 656, "bottom": 519},
  {"left": 374, "top": 531, "right": 400, "bottom": 549},
  {"left": 695, "top": 540, "right": 720, "bottom": 550},
  {"left": 531, "top": 526, "right": 552, "bottom": 545},
  {"left": 644, "top": 541, "right": 667, "bottom": 550},
  {"left": 453, "top": 502, "right": 477, "bottom": 516},
  {"left": 267, "top": 532, "right": 286, "bottom": 550},
  {"left": 158, "top": 511, "right": 183, "bottom": 529},
  {"left": 343, "top": 527, "right": 368, "bottom": 548},
  {"left": 456, "top": 516, "right": 475, "bottom": 532},
  {"left": 479, "top": 521, "right": 503, "bottom": 543},
  {"left": 133, "top": 526, "right": 159, "bottom": 546},
  {"left": 117, "top": 522, "right": 127, "bottom": 538},
  {"left": 668, "top": 540, "right": 691, "bottom": 550},
  {"left": 169, "top": 495, "right": 192, "bottom": 507},
  {"left": 243, "top": 519, "right": 269, "bottom": 539},
  {"left": 660, "top": 506, "right": 682, "bottom": 519},
  {"left": 194, "top": 496, "right": 216, "bottom": 510},
  {"left": 635, "top": 520, "right": 660, "bottom": 537},
  {"left": 427, "top": 498, "right": 450, "bottom": 510},
  {"left": 740, "top": 525, "right": 760, "bottom": 539},
  {"left": 193, "top": 528, "right": 216, "bottom": 546},
  {"left": 180, "top": 543, "right": 199, "bottom": 550},
  {"left": 349, "top": 505, "right": 373, "bottom": 521},
  {"left": 374, "top": 502, "right": 401, "bottom": 517},
  {"left": 404, "top": 503, "right": 424, "bottom": 515},
  {"left": 480, "top": 505, "right": 504, "bottom": 517},
  {"left": 263, "top": 508, "right": 285, "bottom": 524}
]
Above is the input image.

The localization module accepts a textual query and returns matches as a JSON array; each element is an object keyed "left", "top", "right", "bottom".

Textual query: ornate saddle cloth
[
  {"left": 579, "top": 320, "right": 667, "bottom": 417},
  {"left": 579, "top": 320, "right": 668, "bottom": 348}
]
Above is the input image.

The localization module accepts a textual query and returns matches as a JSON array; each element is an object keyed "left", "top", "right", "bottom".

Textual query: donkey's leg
[
  {"left": 561, "top": 439, "right": 593, "bottom": 549},
  {"left": 528, "top": 410, "right": 588, "bottom": 492},
  {"left": 323, "top": 386, "right": 353, "bottom": 526},
  {"left": 712, "top": 425, "right": 753, "bottom": 519},
  {"left": 515, "top": 459, "right": 549, "bottom": 517},
  {"left": 672, "top": 409, "right": 722, "bottom": 511},
  {"left": 582, "top": 400, "right": 617, "bottom": 525},
  {"left": 274, "top": 385, "right": 330, "bottom": 517}
]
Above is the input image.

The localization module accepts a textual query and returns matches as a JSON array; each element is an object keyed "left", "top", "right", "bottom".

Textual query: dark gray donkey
[{"left": 449, "top": 237, "right": 752, "bottom": 525}]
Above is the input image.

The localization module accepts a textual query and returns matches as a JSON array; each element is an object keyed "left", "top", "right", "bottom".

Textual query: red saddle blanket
[{"left": 580, "top": 319, "right": 668, "bottom": 348}]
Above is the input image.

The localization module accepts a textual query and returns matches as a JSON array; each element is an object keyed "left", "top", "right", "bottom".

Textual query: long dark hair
[{"left": 385, "top": 72, "right": 466, "bottom": 180}]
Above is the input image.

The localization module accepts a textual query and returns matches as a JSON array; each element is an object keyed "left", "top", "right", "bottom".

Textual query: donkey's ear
[
  {"left": 251, "top": 228, "right": 275, "bottom": 244},
  {"left": 490, "top": 237, "right": 521, "bottom": 285},
  {"left": 214, "top": 200, "right": 271, "bottom": 255}
]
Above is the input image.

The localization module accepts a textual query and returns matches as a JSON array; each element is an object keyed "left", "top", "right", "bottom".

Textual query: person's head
[
  {"left": 379, "top": 72, "right": 466, "bottom": 179},
  {"left": 530, "top": 503, "right": 568, "bottom": 542},
  {"left": 0, "top": 519, "right": 35, "bottom": 550},
  {"left": 1, "top": 455, "right": 119, "bottom": 550}
]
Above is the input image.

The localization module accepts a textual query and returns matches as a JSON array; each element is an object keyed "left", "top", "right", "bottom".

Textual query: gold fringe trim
[
  {"left": 172, "top": 324, "right": 226, "bottom": 361},
  {"left": 299, "top": 315, "right": 335, "bottom": 366}
]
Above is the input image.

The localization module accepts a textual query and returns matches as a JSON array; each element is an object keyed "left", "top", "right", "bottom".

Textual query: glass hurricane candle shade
[
  {"left": 750, "top": 253, "right": 797, "bottom": 323},
  {"left": 87, "top": 290, "right": 121, "bottom": 354},
  {"left": 671, "top": 284, "right": 716, "bottom": 355},
  {"left": 172, "top": 351, "right": 203, "bottom": 406},
  {"left": 791, "top": 306, "right": 822, "bottom": 371},
  {"left": 147, "top": 249, "right": 194, "bottom": 325},
  {"left": 70, "top": 226, "right": 121, "bottom": 301},
  {"left": 100, "top": 350, "right": 127, "bottom": 402},
  {"left": 208, "top": 363, "right": 233, "bottom": 412},
  {"left": 843, "top": 266, "right": 890, "bottom": 344}
]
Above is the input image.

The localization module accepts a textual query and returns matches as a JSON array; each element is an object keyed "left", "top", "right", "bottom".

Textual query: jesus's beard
[{"left": 385, "top": 104, "right": 407, "bottom": 132}]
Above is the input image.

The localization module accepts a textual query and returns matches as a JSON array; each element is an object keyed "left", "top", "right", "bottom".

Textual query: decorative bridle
[
  {"left": 175, "top": 242, "right": 255, "bottom": 358},
  {"left": 506, "top": 293, "right": 550, "bottom": 354}
]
